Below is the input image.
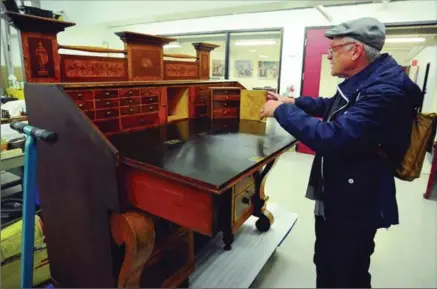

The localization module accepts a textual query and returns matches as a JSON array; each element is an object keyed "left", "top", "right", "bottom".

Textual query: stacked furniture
[{"left": 3, "top": 11, "right": 296, "bottom": 288}]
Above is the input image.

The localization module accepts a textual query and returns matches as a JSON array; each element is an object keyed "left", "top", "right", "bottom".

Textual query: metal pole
[{"left": 20, "top": 132, "right": 37, "bottom": 288}]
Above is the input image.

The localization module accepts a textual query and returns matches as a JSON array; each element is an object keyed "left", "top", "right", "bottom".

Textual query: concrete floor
[{"left": 252, "top": 151, "right": 437, "bottom": 288}]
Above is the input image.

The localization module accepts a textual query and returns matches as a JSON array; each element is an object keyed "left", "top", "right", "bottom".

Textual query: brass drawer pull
[
  {"left": 106, "top": 101, "right": 111, "bottom": 106},
  {"left": 106, "top": 111, "right": 112, "bottom": 116},
  {"left": 129, "top": 100, "right": 133, "bottom": 104}
]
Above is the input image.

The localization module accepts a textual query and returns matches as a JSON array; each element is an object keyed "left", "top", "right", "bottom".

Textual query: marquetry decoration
[
  {"left": 240, "top": 90, "right": 268, "bottom": 121},
  {"left": 192, "top": 42, "right": 220, "bottom": 80},
  {"left": 61, "top": 55, "right": 128, "bottom": 82},
  {"left": 3, "top": 12, "right": 75, "bottom": 83},
  {"left": 116, "top": 32, "right": 175, "bottom": 81},
  {"left": 164, "top": 61, "right": 199, "bottom": 80}
]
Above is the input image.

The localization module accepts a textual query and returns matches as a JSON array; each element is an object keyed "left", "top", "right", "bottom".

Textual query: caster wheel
[{"left": 255, "top": 209, "right": 274, "bottom": 232}]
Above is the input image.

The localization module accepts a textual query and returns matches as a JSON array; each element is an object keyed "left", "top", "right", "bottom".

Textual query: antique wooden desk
[{"left": 4, "top": 11, "right": 297, "bottom": 288}]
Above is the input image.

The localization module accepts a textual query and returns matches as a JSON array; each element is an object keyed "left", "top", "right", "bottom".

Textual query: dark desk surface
[{"left": 109, "top": 118, "right": 296, "bottom": 189}]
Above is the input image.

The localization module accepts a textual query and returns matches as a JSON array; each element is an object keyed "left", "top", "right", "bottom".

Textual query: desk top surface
[{"left": 108, "top": 118, "right": 296, "bottom": 189}]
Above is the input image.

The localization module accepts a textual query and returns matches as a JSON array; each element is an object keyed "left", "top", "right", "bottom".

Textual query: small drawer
[
  {"left": 142, "top": 95, "right": 159, "bottom": 104},
  {"left": 67, "top": 90, "right": 93, "bottom": 101},
  {"left": 76, "top": 100, "right": 94, "bottom": 110},
  {"left": 95, "top": 108, "right": 119, "bottom": 119},
  {"left": 83, "top": 110, "right": 95, "bottom": 120},
  {"left": 194, "top": 97, "right": 208, "bottom": 105},
  {"left": 211, "top": 88, "right": 241, "bottom": 95},
  {"left": 120, "top": 97, "right": 141, "bottom": 106},
  {"left": 234, "top": 175, "right": 255, "bottom": 195},
  {"left": 233, "top": 184, "right": 256, "bottom": 223},
  {"left": 95, "top": 99, "right": 119, "bottom": 109},
  {"left": 142, "top": 104, "right": 159, "bottom": 113},
  {"left": 194, "top": 105, "right": 208, "bottom": 118},
  {"left": 213, "top": 108, "right": 238, "bottom": 118},
  {"left": 195, "top": 86, "right": 209, "bottom": 93},
  {"left": 214, "top": 94, "right": 240, "bottom": 101},
  {"left": 94, "top": 119, "right": 119, "bottom": 134},
  {"left": 95, "top": 89, "right": 118, "bottom": 99},
  {"left": 121, "top": 113, "right": 158, "bottom": 129},
  {"left": 141, "top": 87, "right": 160, "bottom": 96},
  {"left": 119, "top": 88, "right": 140, "bottom": 98},
  {"left": 213, "top": 100, "right": 239, "bottom": 108},
  {"left": 120, "top": 105, "right": 141, "bottom": 116}
]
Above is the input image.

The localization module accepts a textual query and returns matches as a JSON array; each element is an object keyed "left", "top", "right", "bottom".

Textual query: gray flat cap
[{"left": 325, "top": 17, "right": 386, "bottom": 51}]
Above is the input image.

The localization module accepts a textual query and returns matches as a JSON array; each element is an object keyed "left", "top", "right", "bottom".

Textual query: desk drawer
[
  {"left": 68, "top": 90, "right": 93, "bottom": 101},
  {"left": 213, "top": 108, "right": 238, "bottom": 118},
  {"left": 142, "top": 104, "right": 159, "bottom": 113},
  {"left": 120, "top": 97, "right": 141, "bottom": 106},
  {"left": 142, "top": 96, "right": 159, "bottom": 104},
  {"left": 194, "top": 96, "right": 208, "bottom": 106},
  {"left": 95, "top": 99, "right": 119, "bottom": 109},
  {"left": 95, "top": 108, "right": 119, "bottom": 119},
  {"left": 121, "top": 113, "right": 158, "bottom": 129},
  {"left": 233, "top": 184, "right": 255, "bottom": 225},
  {"left": 213, "top": 100, "right": 239, "bottom": 108},
  {"left": 76, "top": 100, "right": 94, "bottom": 110},
  {"left": 141, "top": 87, "right": 160, "bottom": 96},
  {"left": 94, "top": 119, "right": 119, "bottom": 133},
  {"left": 120, "top": 105, "right": 141, "bottom": 116},
  {"left": 119, "top": 88, "right": 140, "bottom": 98},
  {"left": 213, "top": 94, "right": 240, "bottom": 101},
  {"left": 95, "top": 89, "right": 118, "bottom": 99}
]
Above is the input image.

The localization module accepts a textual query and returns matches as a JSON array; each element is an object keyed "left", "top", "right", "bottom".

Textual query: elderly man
[{"left": 261, "top": 18, "right": 423, "bottom": 288}]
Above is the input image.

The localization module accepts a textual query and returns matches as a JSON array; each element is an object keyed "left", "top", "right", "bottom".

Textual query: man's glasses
[{"left": 328, "top": 42, "right": 356, "bottom": 56}]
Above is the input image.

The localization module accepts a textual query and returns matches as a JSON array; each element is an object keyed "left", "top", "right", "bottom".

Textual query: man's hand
[
  {"left": 260, "top": 100, "right": 283, "bottom": 118},
  {"left": 267, "top": 91, "right": 295, "bottom": 104}
]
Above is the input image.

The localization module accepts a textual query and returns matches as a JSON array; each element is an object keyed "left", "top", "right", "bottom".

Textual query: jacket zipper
[{"left": 320, "top": 86, "right": 351, "bottom": 220}]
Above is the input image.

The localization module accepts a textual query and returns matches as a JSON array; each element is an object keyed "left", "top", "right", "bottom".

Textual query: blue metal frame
[{"left": 21, "top": 127, "right": 38, "bottom": 288}]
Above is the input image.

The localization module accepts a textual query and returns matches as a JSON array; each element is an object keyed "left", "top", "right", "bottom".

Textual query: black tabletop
[{"left": 108, "top": 118, "right": 296, "bottom": 189}]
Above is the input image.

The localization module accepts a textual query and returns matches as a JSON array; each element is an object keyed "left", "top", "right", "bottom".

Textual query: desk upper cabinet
[{"left": 210, "top": 87, "right": 268, "bottom": 121}]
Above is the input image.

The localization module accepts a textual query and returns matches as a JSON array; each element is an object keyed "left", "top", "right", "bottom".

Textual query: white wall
[
  {"left": 410, "top": 46, "right": 437, "bottom": 114},
  {"left": 106, "top": 0, "right": 437, "bottom": 97}
]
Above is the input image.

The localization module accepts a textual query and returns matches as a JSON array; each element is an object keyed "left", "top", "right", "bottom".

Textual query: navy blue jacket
[{"left": 274, "top": 54, "right": 423, "bottom": 229}]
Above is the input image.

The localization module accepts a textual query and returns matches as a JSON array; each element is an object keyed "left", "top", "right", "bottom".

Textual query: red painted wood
[
  {"left": 424, "top": 143, "right": 437, "bottom": 199},
  {"left": 124, "top": 167, "right": 214, "bottom": 236},
  {"left": 298, "top": 28, "right": 330, "bottom": 155}
]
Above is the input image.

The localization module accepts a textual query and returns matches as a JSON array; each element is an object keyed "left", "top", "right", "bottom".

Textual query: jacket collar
[{"left": 338, "top": 53, "right": 390, "bottom": 97}]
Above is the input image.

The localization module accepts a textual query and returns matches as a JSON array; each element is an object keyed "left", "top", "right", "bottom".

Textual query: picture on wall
[
  {"left": 212, "top": 59, "right": 224, "bottom": 77},
  {"left": 258, "top": 61, "right": 279, "bottom": 79},
  {"left": 235, "top": 60, "right": 253, "bottom": 77}
]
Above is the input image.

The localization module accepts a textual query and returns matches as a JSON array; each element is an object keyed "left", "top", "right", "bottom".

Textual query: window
[
  {"left": 161, "top": 29, "right": 283, "bottom": 91},
  {"left": 163, "top": 33, "right": 226, "bottom": 80}
]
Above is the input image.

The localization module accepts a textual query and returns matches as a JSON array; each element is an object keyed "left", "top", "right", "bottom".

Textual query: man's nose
[{"left": 327, "top": 54, "right": 333, "bottom": 60}]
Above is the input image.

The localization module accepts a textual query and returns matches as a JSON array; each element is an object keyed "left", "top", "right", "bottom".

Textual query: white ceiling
[{"left": 40, "top": 0, "right": 381, "bottom": 27}]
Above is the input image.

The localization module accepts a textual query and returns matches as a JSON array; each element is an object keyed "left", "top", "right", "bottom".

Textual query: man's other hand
[
  {"left": 260, "top": 100, "right": 283, "bottom": 118},
  {"left": 267, "top": 91, "right": 295, "bottom": 104}
]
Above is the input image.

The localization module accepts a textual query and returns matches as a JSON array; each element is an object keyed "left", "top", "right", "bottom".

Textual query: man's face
[{"left": 327, "top": 37, "right": 359, "bottom": 77}]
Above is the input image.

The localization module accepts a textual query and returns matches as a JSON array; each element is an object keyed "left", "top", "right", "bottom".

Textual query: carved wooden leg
[
  {"left": 110, "top": 211, "right": 155, "bottom": 289},
  {"left": 223, "top": 230, "right": 234, "bottom": 251},
  {"left": 252, "top": 158, "right": 277, "bottom": 232}
]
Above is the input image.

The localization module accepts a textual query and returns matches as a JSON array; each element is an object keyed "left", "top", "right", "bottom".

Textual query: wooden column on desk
[
  {"left": 3, "top": 12, "right": 75, "bottom": 83},
  {"left": 192, "top": 43, "right": 220, "bottom": 80},
  {"left": 115, "top": 32, "right": 175, "bottom": 81}
]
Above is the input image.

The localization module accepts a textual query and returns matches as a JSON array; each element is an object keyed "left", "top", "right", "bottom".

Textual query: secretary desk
[{"left": 3, "top": 11, "right": 297, "bottom": 288}]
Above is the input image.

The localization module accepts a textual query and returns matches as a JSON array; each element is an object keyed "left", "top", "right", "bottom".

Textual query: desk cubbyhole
[{"left": 167, "top": 87, "right": 189, "bottom": 122}]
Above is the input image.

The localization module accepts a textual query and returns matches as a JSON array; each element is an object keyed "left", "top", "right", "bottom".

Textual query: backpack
[{"left": 395, "top": 112, "right": 437, "bottom": 181}]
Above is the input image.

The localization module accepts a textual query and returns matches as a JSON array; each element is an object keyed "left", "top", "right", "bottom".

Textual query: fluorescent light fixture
[
  {"left": 164, "top": 42, "right": 181, "bottom": 49},
  {"left": 260, "top": 55, "right": 268, "bottom": 58},
  {"left": 234, "top": 40, "right": 277, "bottom": 46},
  {"left": 249, "top": 49, "right": 257, "bottom": 52},
  {"left": 385, "top": 37, "right": 426, "bottom": 43}
]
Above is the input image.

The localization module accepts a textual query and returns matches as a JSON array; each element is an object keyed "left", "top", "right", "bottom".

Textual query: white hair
[{"left": 343, "top": 36, "right": 381, "bottom": 63}]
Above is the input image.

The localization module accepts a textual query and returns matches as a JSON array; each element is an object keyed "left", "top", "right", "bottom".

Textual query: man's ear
[{"left": 351, "top": 44, "right": 363, "bottom": 61}]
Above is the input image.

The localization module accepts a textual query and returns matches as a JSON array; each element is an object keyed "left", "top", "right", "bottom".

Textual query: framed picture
[
  {"left": 234, "top": 60, "right": 253, "bottom": 77},
  {"left": 212, "top": 59, "right": 224, "bottom": 77},
  {"left": 258, "top": 61, "right": 279, "bottom": 79}
]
